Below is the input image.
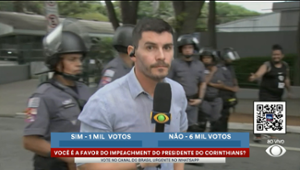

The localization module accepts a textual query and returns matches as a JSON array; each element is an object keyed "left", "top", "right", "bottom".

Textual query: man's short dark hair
[
  {"left": 132, "top": 17, "right": 174, "bottom": 48},
  {"left": 272, "top": 44, "right": 283, "bottom": 53}
]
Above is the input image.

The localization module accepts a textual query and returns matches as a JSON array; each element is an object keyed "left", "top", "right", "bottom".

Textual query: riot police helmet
[
  {"left": 45, "top": 31, "right": 87, "bottom": 69},
  {"left": 177, "top": 34, "right": 200, "bottom": 54},
  {"left": 199, "top": 47, "right": 219, "bottom": 66},
  {"left": 220, "top": 47, "right": 240, "bottom": 62},
  {"left": 112, "top": 24, "right": 135, "bottom": 54},
  {"left": 44, "top": 31, "right": 88, "bottom": 81}
]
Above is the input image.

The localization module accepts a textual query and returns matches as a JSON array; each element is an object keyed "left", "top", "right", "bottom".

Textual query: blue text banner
[{"left": 51, "top": 132, "right": 249, "bottom": 148}]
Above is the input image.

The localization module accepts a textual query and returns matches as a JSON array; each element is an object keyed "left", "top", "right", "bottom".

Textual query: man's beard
[{"left": 138, "top": 60, "right": 170, "bottom": 81}]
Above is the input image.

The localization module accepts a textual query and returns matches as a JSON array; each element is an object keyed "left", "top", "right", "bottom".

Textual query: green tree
[
  {"left": 173, "top": 1, "right": 205, "bottom": 36},
  {"left": 72, "top": 12, "right": 108, "bottom": 21},
  {"left": 215, "top": 2, "right": 261, "bottom": 24},
  {"left": 104, "top": 1, "right": 120, "bottom": 30},
  {"left": 104, "top": 1, "right": 139, "bottom": 30},
  {"left": 134, "top": 2, "right": 262, "bottom": 32},
  {"left": 137, "top": 1, "right": 174, "bottom": 22},
  {"left": 197, "top": 2, "right": 261, "bottom": 31},
  {"left": 207, "top": 0, "right": 217, "bottom": 48},
  {"left": 0, "top": 1, "right": 43, "bottom": 14},
  {"left": 58, "top": 1, "right": 91, "bottom": 17},
  {"left": 0, "top": 1, "right": 14, "bottom": 11}
]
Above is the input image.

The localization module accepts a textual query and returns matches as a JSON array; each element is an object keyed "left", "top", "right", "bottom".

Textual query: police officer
[
  {"left": 199, "top": 49, "right": 225, "bottom": 132},
  {"left": 22, "top": 20, "right": 92, "bottom": 170},
  {"left": 218, "top": 47, "right": 240, "bottom": 132},
  {"left": 98, "top": 25, "right": 135, "bottom": 88},
  {"left": 168, "top": 34, "right": 206, "bottom": 132},
  {"left": 249, "top": 44, "right": 292, "bottom": 142}
]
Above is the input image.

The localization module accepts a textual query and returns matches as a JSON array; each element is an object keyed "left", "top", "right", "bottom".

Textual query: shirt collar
[{"left": 126, "top": 67, "right": 168, "bottom": 99}]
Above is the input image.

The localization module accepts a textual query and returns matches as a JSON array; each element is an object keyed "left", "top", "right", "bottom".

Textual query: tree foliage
[
  {"left": 58, "top": 1, "right": 91, "bottom": 17},
  {"left": 0, "top": 1, "right": 265, "bottom": 71},
  {"left": 0, "top": 1, "right": 261, "bottom": 27},
  {"left": 173, "top": 1, "right": 205, "bottom": 35}
]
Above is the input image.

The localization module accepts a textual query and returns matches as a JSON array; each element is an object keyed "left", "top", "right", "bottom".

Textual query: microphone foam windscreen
[{"left": 153, "top": 82, "right": 172, "bottom": 113}]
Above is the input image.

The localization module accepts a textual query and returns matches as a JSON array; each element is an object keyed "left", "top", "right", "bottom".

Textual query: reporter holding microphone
[{"left": 77, "top": 17, "right": 188, "bottom": 170}]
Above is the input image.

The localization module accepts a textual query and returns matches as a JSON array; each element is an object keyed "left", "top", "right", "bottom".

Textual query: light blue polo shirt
[{"left": 78, "top": 67, "right": 188, "bottom": 170}]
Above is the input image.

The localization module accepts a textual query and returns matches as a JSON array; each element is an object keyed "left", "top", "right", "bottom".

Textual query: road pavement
[{"left": 0, "top": 117, "right": 299, "bottom": 170}]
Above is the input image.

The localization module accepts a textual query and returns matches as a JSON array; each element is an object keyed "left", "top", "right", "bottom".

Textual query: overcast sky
[{"left": 218, "top": 1, "right": 285, "bottom": 13}]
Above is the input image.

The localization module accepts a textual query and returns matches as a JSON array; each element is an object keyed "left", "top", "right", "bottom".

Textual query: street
[{"left": 0, "top": 117, "right": 299, "bottom": 170}]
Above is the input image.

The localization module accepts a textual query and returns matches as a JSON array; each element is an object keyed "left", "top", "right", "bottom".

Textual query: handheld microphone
[{"left": 151, "top": 82, "right": 172, "bottom": 132}]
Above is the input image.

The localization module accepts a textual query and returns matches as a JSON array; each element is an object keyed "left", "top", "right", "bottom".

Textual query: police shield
[
  {"left": 43, "top": 18, "right": 91, "bottom": 58},
  {"left": 222, "top": 47, "right": 240, "bottom": 61}
]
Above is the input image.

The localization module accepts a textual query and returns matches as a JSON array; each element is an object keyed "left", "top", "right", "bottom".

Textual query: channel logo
[{"left": 266, "top": 144, "right": 286, "bottom": 157}]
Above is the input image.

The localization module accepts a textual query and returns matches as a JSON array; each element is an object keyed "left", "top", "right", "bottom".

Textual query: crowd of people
[{"left": 22, "top": 17, "right": 292, "bottom": 170}]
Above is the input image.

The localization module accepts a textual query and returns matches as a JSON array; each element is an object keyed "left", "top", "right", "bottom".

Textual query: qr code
[{"left": 253, "top": 101, "right": 286, "bottom": 134}]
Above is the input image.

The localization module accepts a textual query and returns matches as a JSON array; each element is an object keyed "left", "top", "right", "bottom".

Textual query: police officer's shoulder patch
[
  {"left": 25, "top": 108, "right": 37, "bottom": 123},
  {"left": 103, "top": 69, "right": 115, "bottom": 77},
  {"left": 28, "top": 97, "right": 40, "bottom": 108},
  {"left": 100, "top": 76, "right": 112, "bottom": 86}
]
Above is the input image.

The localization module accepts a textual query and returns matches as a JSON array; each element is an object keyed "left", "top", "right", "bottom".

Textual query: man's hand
[
  {"left": 188, "top": 99, "right": 202, "bottom": 106},
  {"left": 230, "top": 86, "right": 239, "bottom": 92},
  {"left": 248, "top": 73, "right": 256, "bottom": 82}
]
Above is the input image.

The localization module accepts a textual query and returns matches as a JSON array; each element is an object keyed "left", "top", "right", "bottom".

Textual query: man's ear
[
  {"left": 128, "top": 45, "right": 135, "bottom": 57},
  {"left": 127, "top": 45, "right": 136, "bottom": 62}
]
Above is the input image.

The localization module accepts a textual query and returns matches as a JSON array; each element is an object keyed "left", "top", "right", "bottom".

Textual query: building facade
[
  {"left": 0, "top": 11, "right": 114, "bottom": 63},
  {"left": 217, "top": 2, "right": 299, "bottom": 32}
]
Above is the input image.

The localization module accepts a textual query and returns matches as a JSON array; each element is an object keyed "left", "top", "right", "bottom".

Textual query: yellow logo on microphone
[{"left": 150, "top": 112, "right": 171, "bottom": 124}]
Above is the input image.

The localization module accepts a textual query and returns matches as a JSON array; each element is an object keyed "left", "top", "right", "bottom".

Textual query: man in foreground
[{"left": 78, "top": 17, "right": 188, "bottom": 170}]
